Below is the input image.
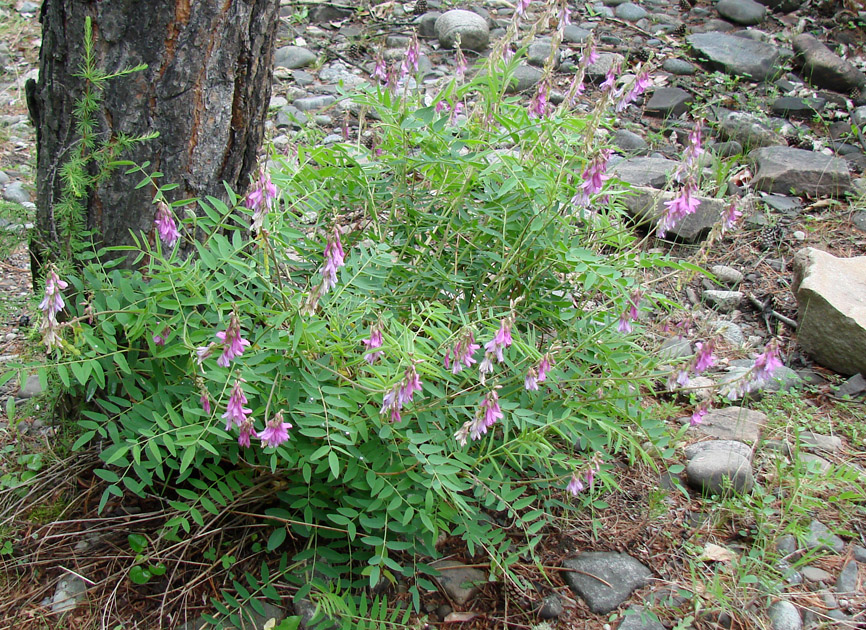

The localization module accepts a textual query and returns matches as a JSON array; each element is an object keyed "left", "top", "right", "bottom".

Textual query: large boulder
[
  {"left": 434, "top": 10, "right": 489, "bottom": 51},
  {"left": 792, "top": 34, "right": 866, "bottom": 94},
  {"left": 792, "top": 248, "right": 866, "bottom": 376},
  {"left": 750, "top": 147, "right": 851, "bottom": 197}
]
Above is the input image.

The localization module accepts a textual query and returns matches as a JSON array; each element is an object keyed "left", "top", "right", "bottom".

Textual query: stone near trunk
[
  {"left": 687, "top": 31, "right": 782, "bottom": 82},
  {"left": 274, "top": 46, "right": 317, "bottom": 70},
  {"left": 563, "top": 552, "right": 651, "bottom": 614},
  {"left": 792, "top": 34, "right": 866, "bottom": 94},
  {"left": 431, "top": 560, "right": 486, "bottom": 605},
  {"left": 293, "top": 95, "right": 336, "bottom": 112},
  {"left": 719, "top": 112, "right": 786, "bottom": 150},
  {"left": 435, "top": 10, "right": 489, "bottom": 51},
  {"left": 689, "top": 406, "right": 766, "bottom": 442},
  {"left": 716, "top": 0, "right": 766, "bottom": 25},
  {"left": 620, "top": 186, "right": 723, "bottom": 243},
  {"left": 792, "top": 248, "right": 866, "bottom": 376},
  {"left": 751, "top": 147, "right": 851, "bottom": 197},
  {"left": 310, "top": 5, "right": 354, "bottom": 22},
  {"left": 644, "top": 87, "right": 692, "bottom": 117},
  {"left": 2, "top": 182, "right": 30, "bottom": 204}
]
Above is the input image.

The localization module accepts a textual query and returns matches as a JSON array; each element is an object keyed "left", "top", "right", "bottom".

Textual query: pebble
[
  {"left": 686, "top": 446, "right": 754, "bottom": 495},
  {"left": 615, "top": 2, "right": 648, "bottom": 21},
  {"left": 662, "top": 58, "right": 697, "bottom": 76},
  {"left": 711, "top": 265, "right": 743, "bottom": 286},
  {"left": 51, "top": 575, "right": 88, "bottom": 613},
  {"left": 293, "top": 95, "right": 336, "bottom": 111},
  {"left": 0, "top": 171, "right": 9, "bottom": 186},
  {"left": 2, "top": 182, "right": 30, "bottom": 204},
  {"left": 435, "top": 10, "right": 490, "bottom": 51},
  {"left": 834, "top": 561, "right": 859, "bottom": 593},
  {"left": 431, "top": 560, "right": 485, "bottom": 605},
  {"left": 702, "top": 290, "right": 743, "bottom": 312},
  {"left": 538, "top": 593, "right": 563, "bottom": 619},
  {"left": 273, "top": 45, "right": 317, "bottom": 70},
  {"left": 768, "top": 600, "right": 802, "bottom": 630},
  {"left": 716, "top": 0, "right": 766, "bottom": 26},
  {"left": 563, "top": 25, "right": 592, "bottom": 43},
  {"left": 801, "top": 566, "right": 833, "bottom": 583},
  {"left": 562, "top": 552, "right": 651, "bottom": 614},
  {"left": 805, "top": 519, "right": 845, "bottom": 553}
]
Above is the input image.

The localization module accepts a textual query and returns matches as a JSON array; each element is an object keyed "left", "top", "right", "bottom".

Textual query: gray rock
[
  {"left": 662, "top": 58, "right": 697, "bottom": 75},
  {"left": 293, "top": 95, "right": 336, "bottom": 112},
  {"left": 709, "top": 140, "right": 743, "bottom": 158},
  {"left": 768, "top": 600, "right": 802, "bottom": 630},
  {"left": 690, "top": 406, "right": 766, "bottom": 442},
  {"left": 620, "top": 186, "right": 723, "bottom": 243},
  {"left": 432, "top": 560, "right": 485, "bottom": 605},
  {"left": 18, "top": 1, "right": 39, "bottom": 13},
  {"left": 318, "top": 65, "right": 365, "bottom": 88},
  {"left": 853, "top": 106, "right": 866, "bottom": 128},
  {"left": 689, "top": 376, "right": 716, "bottom": 402},
  {"left": 644, "top": 87, "right": 692, "bottom": 117},
  {"left": 435, "top": 10, "right": 489, "bottom": 51},
  {"left": 801, "top": 566, "right": 833, "bottom": 583},
  {"left": 792, "top": 248, "right": 866, "bottom": 375},
  {"left": 776, "top": 534, "right": 798, "bottom": 556},
  {"left": 618, "top": 606, "right": 666, "bottom": 630},
  {"left": 294, "top": 597, "right": 339, "bottom": 630},
  {"left": 418, "top": 12, "right": 443, "bottom": 38},
  {"left": 586, "top": 53, "right": 626, "bottom": 83},
  {"left": 527, "top": 40, "right": 559, "bottom": 69},
  {"left": 659, "top": 336, "right": 693, "bottom": 361},
  {"left": 805, "top": 520, "right": 845, "bottom": 553},
  {"left": 836, "top": 373, "right": 866, "bottom": 399},
  {"left": 276, "top": 106, "right": 307, "bottom": 129},
  {"left": 853, "top": 546, "right": 866, "bottom": 563},
  {"left": 505, "top": 64, "right": 544, "bottom": 93},
  {"left": 613, "top": 129, "right": 649, "bottom": 154},
  {"left": 563, "top": 25, "right": 592, "bottom": 44},
  {"left": 684, "top": 439, "right": 753, "bottom": 461},
  {"left": 751, "top": 147, "right": 851, "bottom": 197},
  {"left": 51, "top": 575, "right": 88, "bottom": 614},
  {"left": 719, "top": 112, "right": 786, "bottom": 150},
  {"left": 2, "top": 182, "right": 30, "bottom": 204},
  {"left": 713, "top": 320, "right": 745, "bottom": 345},
  {"left": 703, "top": 290, "right": 743, "bottom": 312},
  {"left": 610, "top": 158, "right": 682, "bottom": 188},
  {"left": 761, "top": 194, "right": 801, "bottom": 213},
  {"left": 797, "top": 452, "right": 831, "bottom": 473},
  {"left": 717, "top": 0, "right": 766, "bottom": 25},
  {"left": 0, "top": 171, "right": 9, "bottom": 186},
  {"left": 792, "top": 34, "right": 866, "bottom": 93},
  {"left": 563, "top": 552, "right": 651, "bottom": 614},
  {"left": 711, "top": 265, "right": 744, "bottom": 286},
  {"left": 835, "top": 561, "right": 860, "bottom": 593},
  {"left": 274, "top": 46, "right": 317, "bottom": 70},
  {"left": 796, "top": 430, "right": 843, "bottom": 452},
  {"left": 15, "top": 374, "right": 42, "bottom": 400},
  {"left": 310, "top": 5, "right": 354, "bottom": 22},
  {"left": 686, "top": 448, "right": 754, "bottom": 494},
  {"left": 293, "top": 70, "right": 315, "bottom": 87},
  {"left": 771, "top": 97, "right": 825, "bottom": 119},
  {"left": 688, "top": 31, "right": 783, "bottom": 82},
  {"left": 615, "top": 2, "right": 648, "bottom": 21},
  {"left": 539, "top": 593, "right": 563, "bottom": 619}
]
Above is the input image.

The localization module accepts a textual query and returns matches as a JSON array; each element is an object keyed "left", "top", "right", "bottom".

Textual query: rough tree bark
[{"left": 29, "top": 0, "right": 279, "bottom": 272}]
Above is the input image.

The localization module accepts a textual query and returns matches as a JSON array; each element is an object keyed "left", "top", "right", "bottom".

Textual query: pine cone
[
  {"left": 348, "top": 43, "right": 363, "bottom": 60},
  {"left": 413, "top": 0, "right": 428, "bottom": 15},
  {"left": 679, "top": 0, "right": 693, "bottom": 10},
  {"left": 634, "top": 48, "right": 651, "bottom": 63},
  {"left": 672, "top": 23, "right": 688, "bottom": 37},
  {"left": 759, "top": 225, "right": 784, "bottom": 250}
]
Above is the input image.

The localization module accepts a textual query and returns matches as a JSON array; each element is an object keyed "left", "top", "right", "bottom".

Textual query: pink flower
[
  {"left": 683, "top": 122, "right": 704, "bottom": 166},
  {"left": 398, "top": 364, "right": 423, "bottom": 405},
  {"left": 600, "top": 64, "right": 619, "bottom": 92},
  {"left": 658, "top": 182, "right": 701, "bottom": 238},
  {"left": 580, "top": 44, "right": 598, "bottom": 67},
  {"left": 617, "top": 315, "right": 632, "bottom": 334},
  {"left": 690, "top": 404, "right": 708, "bottom": 427},
  {"left": 259, "top": 411, "right": 292, "bottom": 448},
  {"left": 454, "top": 422, "right": 471, "bottom": 447},
  {"left": 222, "top": 380, "right": 252, "bottom": 430},
  {"left": 39, "top": 269, "right": 68, "bottom": 323},
  {"left": 455, "top": 46, "right": 467, "bottom": 79},
  {"left": 525, "top": 368, "right": 539, "bottom": 391},
  {"left": 445, "top": 330, "right": 480, "bottom": 374},
  {"left": 248, "top": 168, "right": 279, "bottom": 233},
  {"left": 321, "top": 229, "right": 346, "bottom": 294},
  {"left": 200, "top": 392, "right": 211, "bottom": 415},
  {"left": 152, "top": 326, "right": 170, "bottom": 346},
  {"left": 751, "top": 339, "right": 783, "bottom": 387},
  {"left": 484, "top": 318, "right": 514, "bottom": 363},
  {"left": 195, "top": 343, "right": 215, "bottom": 366},
  {"left": 572, "top": 150, "right": 612, "bottom": 208},
  {"left": 237, "top": 418, "right": 258, "bottom": 447},
  {"left": 401, "top": 35, "right": 420, "bottom": 76},
  {"left": 216, "top": 313, "right": 250, "bottom": 368},
  {"left": 692, "top": 341, "right": 715, "bottom": 373},
  {"left": 567, "top": 473, "right": 585, "bottom": 496},
  {"left": 154, "top": 201, "right": 180, "bottom": 247},
  {"left": 616, "top": 69, "right": 652, "bottom": 112},
  {"left": 529, "top": 79, "right": 550, "bottom": 119},
  {"left": 537, "top": 354, "right": 554, "bottom": 382},
  {"left": 363, "top": 323, "right": 384, "bottom": 364},
  {"left": 373, "top": 56, "right": 388, "bottom": 83},
  {"left": 515, "top": 0, "right": 531, "bottom": 16},
  {"left": 722, "top": 201, "right": 742, "bottom": 232},
  {"left": 481, "top": 390, "right": 503, "bottom": 429}
]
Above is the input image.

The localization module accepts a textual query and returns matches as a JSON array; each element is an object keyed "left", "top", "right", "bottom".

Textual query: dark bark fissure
[{"left": 31, "top": 0, "right": 279, "bottom": 275}]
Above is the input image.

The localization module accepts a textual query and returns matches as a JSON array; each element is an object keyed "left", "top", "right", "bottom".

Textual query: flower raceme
[
  {"left": 321, "top": 229, "right": 346, "bottom": 294},
  {"left": 259, "top": 411, "right": 292, "bottom": 449},
  {"left": 39, "top": 268, "right": 68, "bottom": 351},
  {"left": 362, "top": 323, "right": 384, "bottom": 365},
  {"left": 247, "top": 167, "right": 278, "bottom": 233},
  {"left": 222, "top": 380, "right": 252, "bottom": 430},
  {"left": 444, "top": 329, "right": 480, "bottom": 375},
  {"left": 455, "top": 389, "right": 504, "bottom": 446},
  {"left": 380, "top": 364, "right": 423, "bottom": 423},
  {"left": 215, "top": 313, "right": 250, "bottom": 368},
  {"left": 657, "top": 181, "right": 701, "bottom": 238},
  {"left": 154, "top": 200, "right": 180, "bottom": 248},
  {"left": 572, "top": 150, "right": 612, "bottom": 208}
]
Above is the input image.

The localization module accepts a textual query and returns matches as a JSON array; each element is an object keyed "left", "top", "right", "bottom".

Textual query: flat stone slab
[
  {"left": 719, "top": 111, "right": 787, "bottom": 150},
  {"left": 644, "top": 87, "right": 693, "bottom": 117},
  {"left": 716, "top": 0, "right": 767, "bottom": 25},
  {"left": 751, "top": 147, "right": 851, "bottom": 197},
  {"left": 563, "top": 553, "right": 651, "bottom": 614},
  {"left": 689, "top": 406, "right": 767, "bottom": 442},
  {"left": 431, "top": 560, "right": 486, "bottom": 605},
  {"left": 688, "top": 31, "right": 782, "bottom": 82},
  {"left": 792, "top": 248, "right": 866, "bottom": 376},
  {"left": 611, "top": 158, "right": 683, "bottom": 188}
]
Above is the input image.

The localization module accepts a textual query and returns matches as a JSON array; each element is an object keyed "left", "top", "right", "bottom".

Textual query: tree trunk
[{"left": 29, "top": 0, "right": 279, "bottom": 273}]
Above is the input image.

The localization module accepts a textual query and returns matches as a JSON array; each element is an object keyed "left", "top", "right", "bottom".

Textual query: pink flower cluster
[
  {"left": 524, "top": 354, "right": 554, "bottom": 391},
  {"left": 454, "top": 389, "right": 504, "bottom": 446},
  {"left": 380, "top": 364, "right": 423, "bottom": 423},
  {"left": 219, "top": 380, "right": 292, "bottom": 449},
  {"left": 154, "top": 201, "right": 180, "bottom": 248},
  {"left": 215, "top": 312, "right": 251, "bottom": 368},
  {"left": 479, "top": 317, "right": 514, "bottom": 382},
  {"left": 615, "top": 69, "right": 652, "bottom": 113},
  {"left": 657, "top": 181, "right": 700, "bottom": 238},
  {"left": 39, "top": 268, "right": 68, "bottom": 351},
  {"left": 321, "top": 229, "right": 346, "bottom": 294},
  {"left": 666, "top": 339, "right": 716, "bottom": 391},
  {"left": 444, "top": 329, "right": 481, "bottom": 375},
  {"left": 572, "top": 150, "right": 612, "bottom": 209},
  {"left": 567, "top": 456, "right": 601, "bottom": 496},
  {"left": 362, "top": 322, "right": 384, "bottom": 364},
  {"left": 616, "top": 289, "right": 641, "bottom": 334},
  {"left": 529, "top": 79, "right": 550, "bottom": 119},
  {"left": 247, "top": 167, "right": 279, "bottom": 233}
]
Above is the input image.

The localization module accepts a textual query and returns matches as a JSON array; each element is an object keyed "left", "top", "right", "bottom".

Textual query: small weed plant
[{"left": 10, "top": 8, "right": 741, "bottom": 627}]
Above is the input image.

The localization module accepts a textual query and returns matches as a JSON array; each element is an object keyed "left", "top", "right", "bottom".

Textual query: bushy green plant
[{"left": 18, "top": 30, "right": 696, "bottom": 626}]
